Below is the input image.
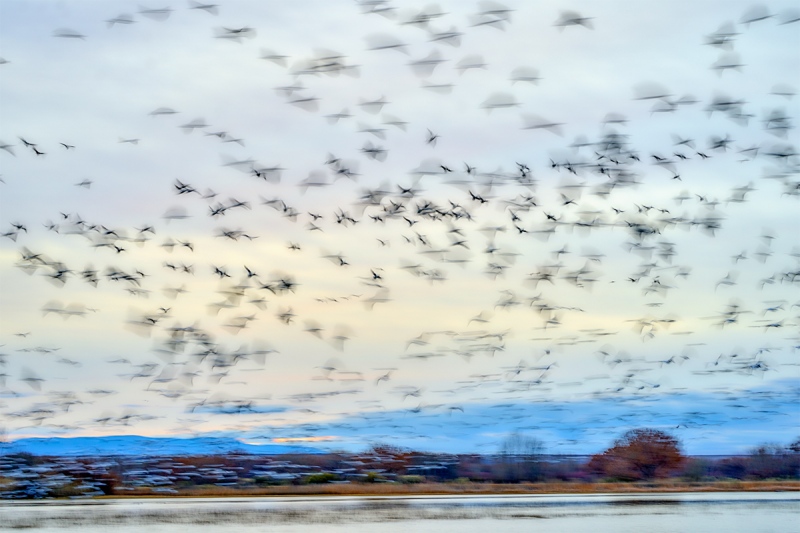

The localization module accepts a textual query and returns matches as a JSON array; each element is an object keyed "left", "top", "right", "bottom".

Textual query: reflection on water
[{"left": 1, "top": 493, "right": 798, "bottom": 533}]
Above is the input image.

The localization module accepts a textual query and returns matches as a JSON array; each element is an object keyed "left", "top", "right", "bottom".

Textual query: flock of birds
[{"left": 0, "top": 1, "right": 798, "bottom": 452}]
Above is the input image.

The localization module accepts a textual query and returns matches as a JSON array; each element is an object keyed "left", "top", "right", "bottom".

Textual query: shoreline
[{"left": 94, "top": 480, "right": 800, "bottom": 499}]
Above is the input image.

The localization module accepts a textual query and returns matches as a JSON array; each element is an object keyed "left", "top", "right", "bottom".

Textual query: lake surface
[{"left": 1, "top": 492, "right": 798, "bottom": 532}]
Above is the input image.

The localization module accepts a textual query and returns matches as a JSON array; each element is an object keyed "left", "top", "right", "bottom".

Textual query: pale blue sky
[{"left": 0, "top": 0, "right": 798, "bottom": 455}]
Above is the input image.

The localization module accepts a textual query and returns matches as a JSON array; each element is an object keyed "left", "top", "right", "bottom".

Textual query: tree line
[
  {"left": 496, "top": 428, "right": 800, "bottom": 482},
  {"left": 2, "top": 429, "right": 798, "bottom": 498}
]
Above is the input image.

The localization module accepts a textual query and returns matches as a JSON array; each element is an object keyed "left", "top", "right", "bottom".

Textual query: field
[{"left": 102, "top": 479, "right": 800, "bottom": 498}]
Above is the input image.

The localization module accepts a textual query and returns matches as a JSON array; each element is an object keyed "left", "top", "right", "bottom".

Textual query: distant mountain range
[{"left": 1, "top": 436, "right": 321, "bottom": 457}]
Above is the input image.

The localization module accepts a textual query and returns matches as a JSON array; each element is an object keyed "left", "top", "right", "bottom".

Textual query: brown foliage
[
  {"left": 589, "top": 428, "right": 684, "bottom": 481},
  {"left": 105, "top": 479, "right": 800, "bottom": 498}
]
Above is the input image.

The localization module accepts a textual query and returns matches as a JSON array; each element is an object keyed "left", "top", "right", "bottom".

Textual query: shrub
[{"left": 303, "top": 473, "right": 338, "bottom": 484}]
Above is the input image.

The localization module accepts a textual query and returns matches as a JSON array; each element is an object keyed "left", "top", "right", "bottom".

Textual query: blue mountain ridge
[{"left": 1, "top": 436, "right": 321, "bottom": 457}]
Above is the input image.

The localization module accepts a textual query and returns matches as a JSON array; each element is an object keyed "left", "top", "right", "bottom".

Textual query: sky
[{"left": 0, "top": 0, "right": 798, "bottom": 456}]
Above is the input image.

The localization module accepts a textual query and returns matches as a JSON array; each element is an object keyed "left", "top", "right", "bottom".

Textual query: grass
[{"left": 100, "top": 479, "right": 800, "bottom": 498}]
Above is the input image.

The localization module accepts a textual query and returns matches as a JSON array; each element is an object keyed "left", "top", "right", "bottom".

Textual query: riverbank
[{"left": 99, "top": 479, "right": 800, "bottom": 498}]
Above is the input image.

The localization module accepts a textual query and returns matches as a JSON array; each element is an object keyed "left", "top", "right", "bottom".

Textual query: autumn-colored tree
[
  {"left": 364, "top": 443, "right": 415, "bottom": 474},
  {"left": 589, "top": 428, "right": 684, "bottom": 481}
]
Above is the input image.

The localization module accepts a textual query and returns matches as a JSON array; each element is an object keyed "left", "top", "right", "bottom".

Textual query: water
[{"left": 1, "top": 493, "right": 798, "bottom": 533}]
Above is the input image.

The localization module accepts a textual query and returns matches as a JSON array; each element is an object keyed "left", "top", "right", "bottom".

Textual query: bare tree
[
  {"left": 498, "top": 432, "right": 545, "bottom": 481},
  {"left": 789, "top": 437, "right": 800, "bottom": 454}
]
